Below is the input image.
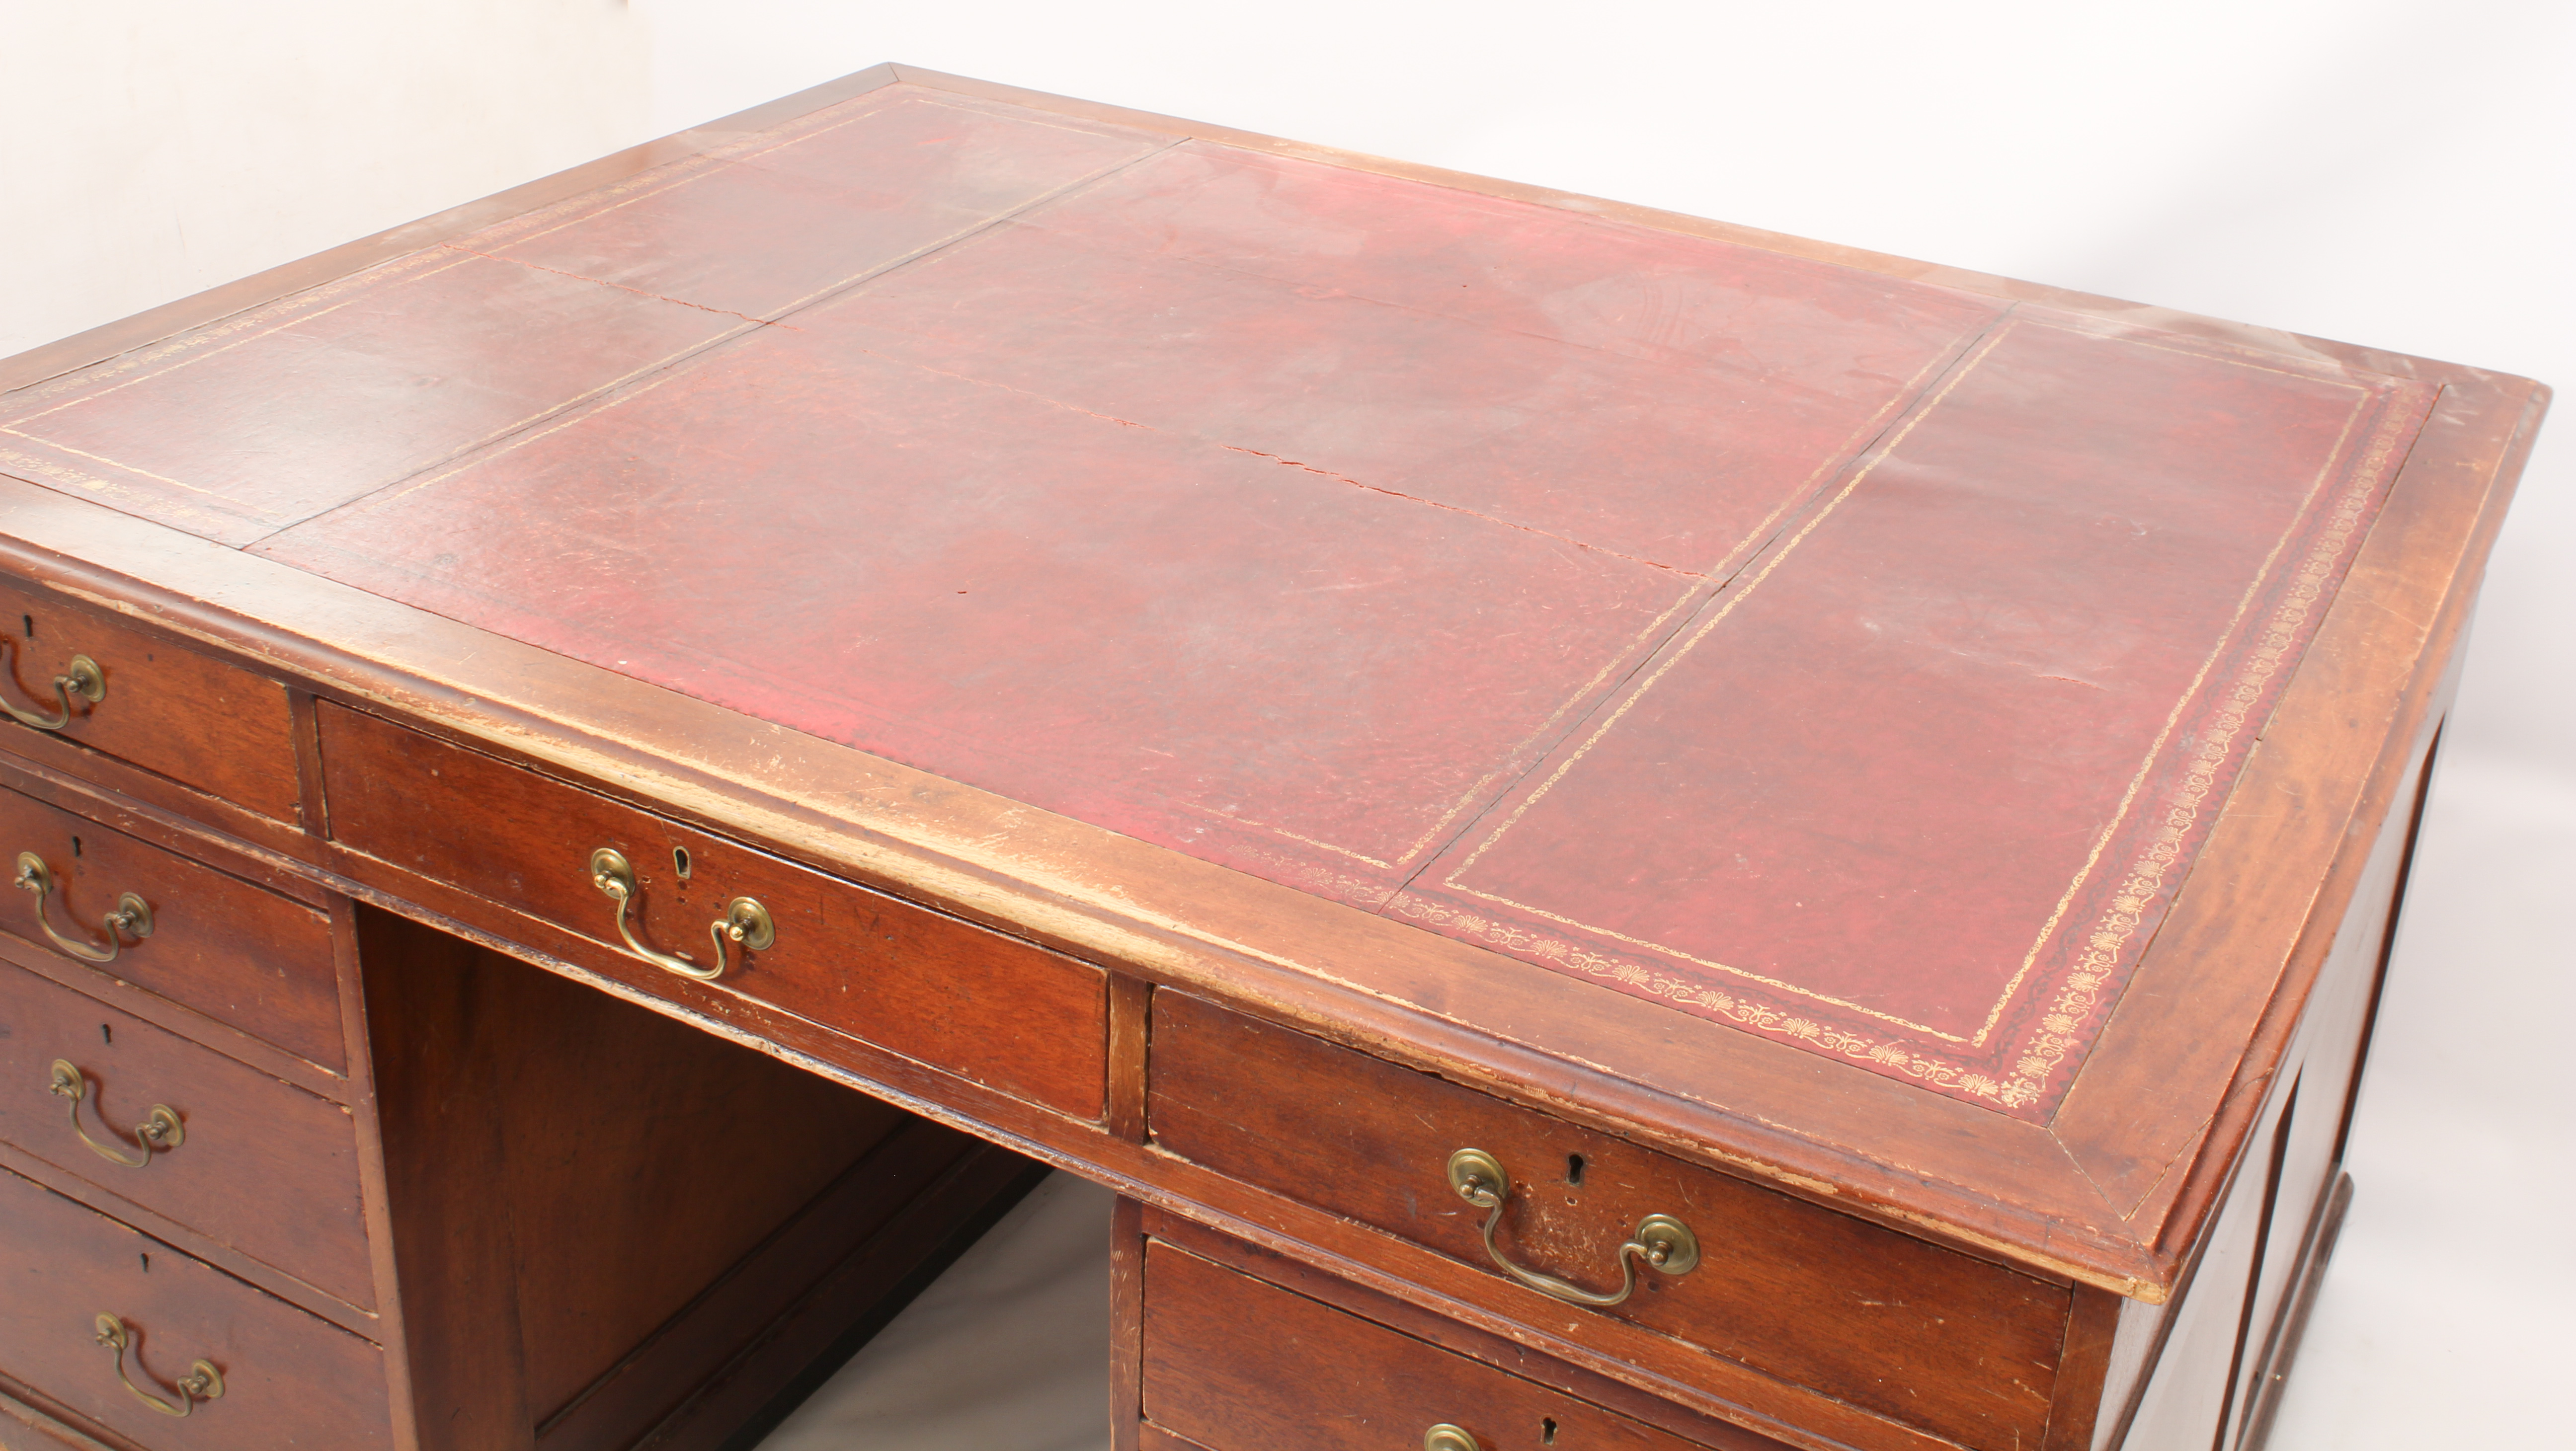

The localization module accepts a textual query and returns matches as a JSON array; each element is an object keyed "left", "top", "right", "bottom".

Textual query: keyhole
[
  {"left": 19, "top": 614, "right": 31, "bottom": 639},
  {"left": 71, "top": 836, "right": 82, "bottom": 857},
  {"left": 139, "top": 1253, "right": 149, "bottom": 1273},
  {"left": 1566, "top": 1154, "right": 1585, "bottom": 1186},
  {"left": 672, "top": 846, "right": 692, "bottom": 880},
  {"left": 1543, "top": 1419, "right": 1557, "bottom": 1445},
  {"left": 101, "top": 1024, "right": 112, "bottom": 1046}
]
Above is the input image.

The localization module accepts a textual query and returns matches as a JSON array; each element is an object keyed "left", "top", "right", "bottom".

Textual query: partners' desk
[{"left": 0, "top": 66, "right": 2546, "bottom": 1451}]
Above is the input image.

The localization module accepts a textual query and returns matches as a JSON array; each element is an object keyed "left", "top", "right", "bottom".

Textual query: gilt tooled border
[{"left": 1995, "top": 391, "right": 2426, "bottom": 1107}]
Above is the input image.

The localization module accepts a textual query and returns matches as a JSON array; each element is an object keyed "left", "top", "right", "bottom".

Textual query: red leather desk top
[{"left": 0, "top": 85, "right": 2434, "bottom": 1122}]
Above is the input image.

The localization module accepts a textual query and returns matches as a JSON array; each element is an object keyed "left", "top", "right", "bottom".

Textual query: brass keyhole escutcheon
[{"left": 1446, "top": 1147, "right": 1700, "bottom": 1307}]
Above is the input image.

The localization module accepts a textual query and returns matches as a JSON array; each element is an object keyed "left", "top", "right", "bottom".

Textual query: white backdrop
[{"left": 3, "top": 3, "right": 2568, "bottom": 1446}]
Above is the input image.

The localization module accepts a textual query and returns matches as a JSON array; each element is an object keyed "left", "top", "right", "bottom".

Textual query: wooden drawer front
[
  {"left": 0, "top": 580, "right": 299, "bottom": 823},
  {"left": 1145, "top": 1240, "right": 1712, "bottom": 1451},
  {"left": 0, "top": 1165, "right": 392, "bottom": 1450},
  {"left": 1149, "top": 994, "right": 2066, "bottom": 1451},
  {"left": 0, "top": 787, "right": 341, "bottom": 1073},
  {"left": 0, "top": 963, "right": 372, "bottom": 1311},
  {"left": 316, "top": 703, "right": 1107, "bottom": 1121}
]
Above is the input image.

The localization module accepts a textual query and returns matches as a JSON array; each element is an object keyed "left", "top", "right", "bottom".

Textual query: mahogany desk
[{"left": 0, "top": 65, "right": 2547, "bottom": 1451}]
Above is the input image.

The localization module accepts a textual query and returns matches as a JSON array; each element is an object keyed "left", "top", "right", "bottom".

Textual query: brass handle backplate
[
  {"left": 0, "top": 639, "right": 104, "bottom": 731},
  {"left": 50, "top": 1061, "right": 184, "bottom": 1168},
  {"left": 93, "top": 1315, "right": 223, "bottom": 1417},
  {"left": 588, "top": 847, "right": 772, "bottom": 983},
  {"left": 1424, "top": 1426, "right": 1483, "bottom": 1451},
  {"left": 14, "top": 852, "right": 152, "bottom": 965},
  {"left": 1446, "top": 1147, "right": 1699, "bottom": 1308}
]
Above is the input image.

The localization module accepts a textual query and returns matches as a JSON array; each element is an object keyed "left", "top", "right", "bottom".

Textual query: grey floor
[{"left": 755, "top": 1172, "right": 1116, "bottom": 1451}]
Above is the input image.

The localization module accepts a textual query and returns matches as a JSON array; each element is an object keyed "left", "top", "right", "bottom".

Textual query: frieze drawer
[
  {"left": 316, "top": 701, "right": 1108, "bottom": 1122},
  {"left": 0, "top": 577, "right": 300, "bottom": 823}
]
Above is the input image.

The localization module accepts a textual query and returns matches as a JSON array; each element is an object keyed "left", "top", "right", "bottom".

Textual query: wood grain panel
[
  {"left": 1112, "top": 1195, "right": 1145, "bottom": 1451},
  {"left": 486, "top": 944, "right": 906, "bottom": 1430},
  {"left": 2041, "top": 1287, "right": 2125, "bottom": 1451},
  {"left": 0, "top": 1164, "right": 392, "bottom": 1451},
  {"left": 0, "top": 962, "right": 371, "bottom": 1310},
  {"left": 357, "top": 910, "right": 534, "bottom": 1451},
  {"left": 0, "top": 784, "right": 340, "bottom": 1071},
  {"left": 357, "top": 906, "right": 911, "bottom": 1446}
]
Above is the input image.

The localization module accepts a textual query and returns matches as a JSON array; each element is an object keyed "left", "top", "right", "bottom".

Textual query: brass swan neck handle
[
  {"left": 14, "top": 852, "right": 152, "bottom": 965},
  {"left": 1446, "top": 1147, "right": 1700, "bottom": 1308},
  {"left": 93, "top": 1315, "right": 224, "bottom": 1417},
  {"left": 588, "top": 847, "right": 772, "bottom": 983},
  {"left": 50, "top": 1061, "right": 185, "bottom": 1168},
  {"left": 0, "top": 639, "right": 105, "bottom": 731}
]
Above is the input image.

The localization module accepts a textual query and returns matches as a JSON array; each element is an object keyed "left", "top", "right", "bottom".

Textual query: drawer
[
  {"left": 0, "top": 962, "right": 373, "bottom": 1311},
  {"left": 0, "top": 787, "right": 342, "bottom": 1073},
  {"left": 1148, "top": 994, "right": 2067, "bottom": 1451},
  {"left": 1144, "top": 1239, "right": 1724, "bottom": 1451},
  {"left": 0, "top": 1164, "right": 392, "bottom": 1450},
  {"left": 316, "top": 702, "right": 1108, "bottom": 1121},
  {"left": 0, "top": 580, "right": 299, "bottom": 823}
]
